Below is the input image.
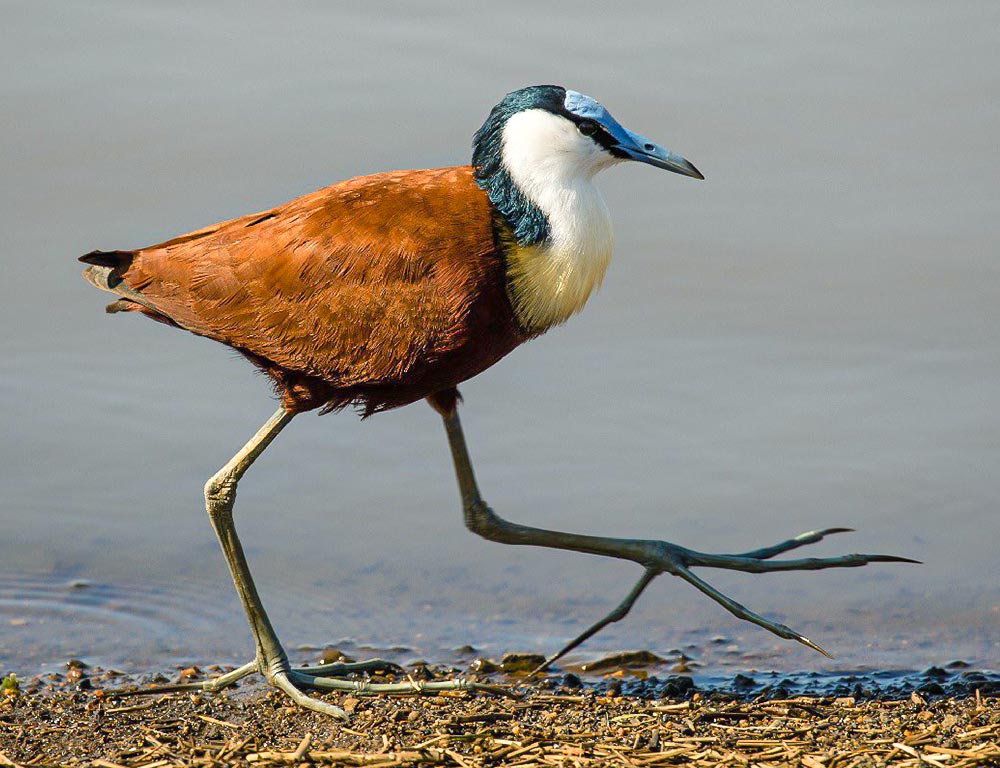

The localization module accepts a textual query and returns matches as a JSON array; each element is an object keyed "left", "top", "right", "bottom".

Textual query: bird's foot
[
  {"left": 647, "top": 526, "right": 918, "bottom": 655},
  {"left": 536, "top": 527, "right": 918, "bottom": 672},
  {"left": 111, "top": 656, "right": 511, "bottom": 717},
  {"left": 110, "top": 657, "right": 355, "bottom": 718}
]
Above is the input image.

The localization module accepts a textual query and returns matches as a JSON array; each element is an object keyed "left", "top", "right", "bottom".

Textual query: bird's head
[
  {"left": 473, "top": 85, "right": 703, "bottom": 187},
  {"left": 473, "top": 85, "right": 702, "bottom": 249}
]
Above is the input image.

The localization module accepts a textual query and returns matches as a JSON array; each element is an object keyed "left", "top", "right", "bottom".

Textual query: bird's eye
[{"left": 577, "top": 120, "right": 599, "bottom": 136}]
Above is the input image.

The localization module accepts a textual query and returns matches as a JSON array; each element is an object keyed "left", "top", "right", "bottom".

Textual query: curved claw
[
  {"left": 733, "top": 527, "right": 856, "bottom": 560},
  {"left": 795, "top": 634, "right": 833, "bottom": 659}
]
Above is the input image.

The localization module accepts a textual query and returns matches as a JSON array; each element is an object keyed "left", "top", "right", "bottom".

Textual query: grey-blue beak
[
  {"left": 618, "top": 129, "right": 704, "bottom": 179},
  {"left": 562, "top": 90, "right": 704, "bottom": 180}
]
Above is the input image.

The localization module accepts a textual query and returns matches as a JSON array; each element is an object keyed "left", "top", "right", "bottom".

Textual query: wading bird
[{"left": 81, "top": 85, "right": 913, "bottom": 717}]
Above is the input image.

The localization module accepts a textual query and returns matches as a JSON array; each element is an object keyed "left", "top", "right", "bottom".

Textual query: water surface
[{"left": 2, "top": 2, "right": 998, "bottom": 678}]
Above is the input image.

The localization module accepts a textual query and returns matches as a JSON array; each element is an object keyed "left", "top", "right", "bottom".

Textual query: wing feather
[{"left": 116, "top": 166, "right": 502, "bottom": 388}]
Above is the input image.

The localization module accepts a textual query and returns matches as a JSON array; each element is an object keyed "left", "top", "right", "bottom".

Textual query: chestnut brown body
[{"left": 82, "top": 166, "right": 531, "bottom": 414}]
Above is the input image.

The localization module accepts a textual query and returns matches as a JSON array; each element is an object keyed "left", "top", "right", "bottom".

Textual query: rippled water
[{"left": 2, "top": 2, "right": 998, "bottom": 679}]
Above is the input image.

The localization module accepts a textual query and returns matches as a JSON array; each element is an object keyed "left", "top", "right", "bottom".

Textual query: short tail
[
  {"left": 80, "top": 249, "right": 134, "bottom": 294},
  {"left": 79, "top": 248, "right": 162, "bottom": 317}
]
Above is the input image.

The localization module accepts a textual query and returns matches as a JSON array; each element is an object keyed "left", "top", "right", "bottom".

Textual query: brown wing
[{"left": 109, "top": 166, "right": 504, "bottom": 392}]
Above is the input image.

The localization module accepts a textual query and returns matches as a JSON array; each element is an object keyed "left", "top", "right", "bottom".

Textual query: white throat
[{"left": 501, "top": 109, "right": 619, "bottom": 330}]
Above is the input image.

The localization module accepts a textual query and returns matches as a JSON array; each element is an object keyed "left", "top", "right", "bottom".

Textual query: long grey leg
[
  {"left": 203, "top": 408, "right": 293, "bottom": 672},
  {"left": 433, "top": 393, "right": 916, "bottom": 663},
  {"left": 115, "top": 406, "right": 507, "bottom": 713},
  {"left": 201, "top": 407, "right": 346, "bottom": 718}
]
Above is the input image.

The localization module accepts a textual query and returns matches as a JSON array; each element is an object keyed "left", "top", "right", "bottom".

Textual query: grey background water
[{"left": 2, "top": 2, "right": 997, "bottom": 678}]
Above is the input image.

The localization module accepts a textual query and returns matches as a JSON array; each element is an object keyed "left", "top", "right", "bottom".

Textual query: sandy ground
[{"left": 1, "top": 664, "right": 998, "bottom": 767}]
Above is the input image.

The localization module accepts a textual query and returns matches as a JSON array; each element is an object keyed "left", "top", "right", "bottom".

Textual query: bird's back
[{"left": 82, "top": 166, "right": 528, "bottom": 414}]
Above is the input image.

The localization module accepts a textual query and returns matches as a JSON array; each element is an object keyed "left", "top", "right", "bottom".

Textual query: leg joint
[
  {"left": 204, "top": 470, "right": 237, "bottom": 514},
  {"left": 463, "top": 498, "right": 507, "bottom": 541},
  {"left": 260, "top": 652, "right": 290, "bottom": 681}
]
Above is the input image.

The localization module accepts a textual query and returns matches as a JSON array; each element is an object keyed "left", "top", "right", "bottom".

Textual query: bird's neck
[{"left": 474, "top": 137, "right": 614, "bottom": 332}]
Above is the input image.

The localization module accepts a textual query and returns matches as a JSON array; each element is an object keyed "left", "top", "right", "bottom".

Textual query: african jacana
[{"left": 81, "top": 85, "right": 913, "bottom": 717}]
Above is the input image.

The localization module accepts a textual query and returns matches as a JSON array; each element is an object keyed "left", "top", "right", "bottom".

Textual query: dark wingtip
[
  {"left": 79, "top": 250, "right": 113, "bottom": 266},
  {"left": 79, "top": 249, "right": 132, "bottom": 267}
]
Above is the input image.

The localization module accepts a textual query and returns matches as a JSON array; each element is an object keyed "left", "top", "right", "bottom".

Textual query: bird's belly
[
  {"left": 380, "top": 305, "right": 529, "bottom": 406},
  {"left": 271, "top": 284, "right": 530, "bottom": 416}
]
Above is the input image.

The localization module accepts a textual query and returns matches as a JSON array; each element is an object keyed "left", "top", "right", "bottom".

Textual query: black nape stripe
[
  {"left": 472, "top": 86, "right": 566, "bottom": 248},
  {"left": 471, "top": 85, "right": 623, "bottom": 248}
]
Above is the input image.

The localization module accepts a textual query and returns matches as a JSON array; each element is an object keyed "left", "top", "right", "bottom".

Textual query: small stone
[
  {"left": 579, "top": 650, "right": 667, "bottom": 673},
  {"left": 319, "top": 646, "right": 355, "bottom": 665},
  {"left": 408, "top": 661, "right": 433, "bottom": 681},
  {"left": 468, "top": 657, "right": 498, "bottom": 674},
  {"left": 499, "top": 653, "right": 546, "bottom": 674},
  {"left": 659, "top": 676, "right": 695, "bottom": 698},
  {"left": 561, "top": 673, "right": 582, "bottom": 689},
  {"left": 923, "top": 666, "right": 948, "bottom": 679}
]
